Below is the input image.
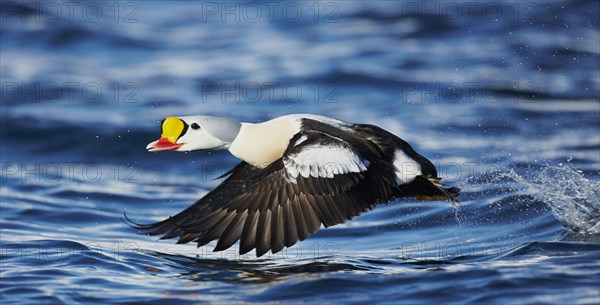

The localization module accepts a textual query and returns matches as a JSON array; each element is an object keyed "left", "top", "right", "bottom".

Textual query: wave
[{"left": 490, "top": 165, "right": 600, "bottom": 235}]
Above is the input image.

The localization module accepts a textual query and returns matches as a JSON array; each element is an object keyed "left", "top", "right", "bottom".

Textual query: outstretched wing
[
  {"left": 128, "top": 128, "right": 398, "bottom": 257},
  {"left": 126, "top": 161, "right": 263, "bottom": 242}
]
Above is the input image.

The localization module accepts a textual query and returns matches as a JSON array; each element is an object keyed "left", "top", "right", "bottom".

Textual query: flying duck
[{"left": 129, "top": 114, "right": 459, "bottom": 257}]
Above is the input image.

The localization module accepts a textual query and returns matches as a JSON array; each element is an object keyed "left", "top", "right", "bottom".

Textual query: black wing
[{"left": 128, "top": 128, "right": 398, "bottom": 257}]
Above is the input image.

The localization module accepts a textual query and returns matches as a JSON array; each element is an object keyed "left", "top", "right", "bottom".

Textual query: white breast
[{"left": 228, "top": 117, "right": 299, "bottom": 168}]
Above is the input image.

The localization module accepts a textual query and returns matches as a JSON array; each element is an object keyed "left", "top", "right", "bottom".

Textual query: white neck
[{"left": 228, "top": 117, "right": 299, "bottom": 168}]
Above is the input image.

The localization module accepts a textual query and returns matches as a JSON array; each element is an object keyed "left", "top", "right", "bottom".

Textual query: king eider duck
[{"left": 128, "top": 114, "right": 459, "bottom": 257}]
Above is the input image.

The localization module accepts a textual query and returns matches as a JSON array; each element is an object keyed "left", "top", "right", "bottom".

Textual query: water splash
[{"left": 508, "top": 165, "right": 600, "bottom": 235}]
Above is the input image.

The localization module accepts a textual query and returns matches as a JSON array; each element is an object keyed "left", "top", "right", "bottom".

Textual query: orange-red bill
[{"left": 147, "top": 137, "right": 183, "bottom": 152}]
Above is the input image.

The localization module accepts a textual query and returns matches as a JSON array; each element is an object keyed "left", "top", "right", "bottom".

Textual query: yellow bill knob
[{"left": 161, "top": 117, "right": 185, "bottom": 143}]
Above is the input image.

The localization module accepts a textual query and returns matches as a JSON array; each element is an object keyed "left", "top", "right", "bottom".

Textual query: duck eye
[{"left": 191, "top": 123, "right": 200, "bottom": 130}]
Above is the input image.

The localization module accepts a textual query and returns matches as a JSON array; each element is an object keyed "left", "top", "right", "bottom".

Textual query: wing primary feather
[
  {"left": 301, "top": 196, "right": 321, "bottom": 235},
  {"left": 195, "top": 212, "right": 236, "bottom": 247},
  {"left": 334, "top": 193, "right": 355, "bottom": 219},
  {"left": 180, "top": 209, "right": 227, "bottom": 233},
  {"left": 175, "top": 232, "right": 200, "bottom": 244},
  {"left": 304, "top": 193, "right": 332, "bottom": 228},
  {"left": 322, "top": 195, "right": 348, "bottom": 225},
  {"left": 283, "top": 200, "right": 299, "bottom": 247},
  {"left": 160, "top": 228, "right": 185, "bottom": 240},
  {"left": 270, "top": 205, "right": 285, "bottom": 254},
  {"left": 312, "top": 195, "right": 336, "bottom": 227},
  {"left": 239, "top": 210, "right": 259, "bottom": 255},
  {"left": 214, "top": 211, "right": 248, "bottom": 252},
  {"left": 255, "top": 209, "right": 272, "bottom": 257},
  {"left": 291, "top": 198, "right": 310, "bottom": 241}
]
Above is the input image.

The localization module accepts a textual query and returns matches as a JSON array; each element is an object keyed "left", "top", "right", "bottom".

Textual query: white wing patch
[
  {"left": 293, "top": 135, "right": 308, "bottom": 146},
  {"left": 393, "top": 149, "right": 422, "bottom": 184},
  {"left": 283, "top": 144, "right": 370, "bottom": 183}
]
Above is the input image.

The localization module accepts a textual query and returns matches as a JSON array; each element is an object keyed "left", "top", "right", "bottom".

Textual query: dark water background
[{"left": 1, "top": 1, "right": 599, "bottom": 304}]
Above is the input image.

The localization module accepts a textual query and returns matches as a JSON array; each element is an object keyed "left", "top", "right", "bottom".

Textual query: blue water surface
[{"left": 1, "top": 1, "right": 599, "bottom": 304}]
